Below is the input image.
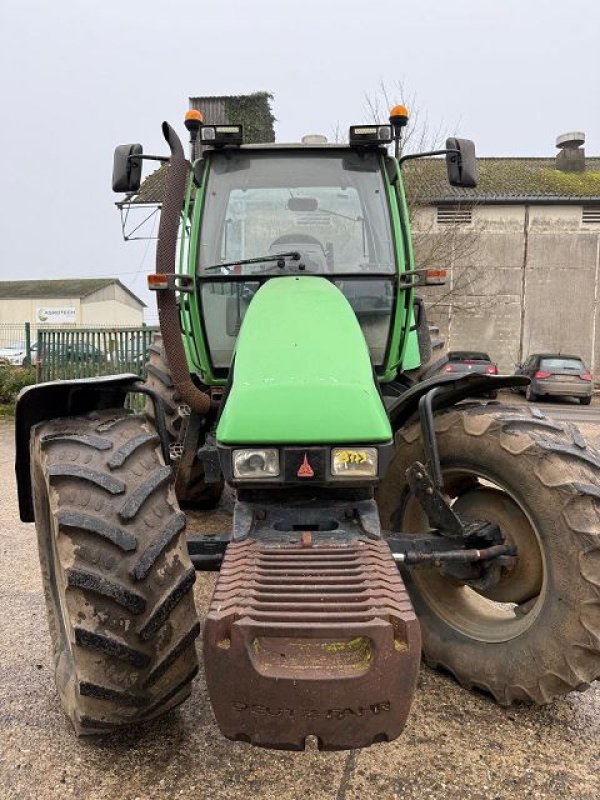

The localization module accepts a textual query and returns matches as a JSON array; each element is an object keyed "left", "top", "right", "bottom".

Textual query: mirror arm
[
  {"left": 127, "top": 154, "right": 170, "bottom": 164},
  {"left": 398, "top": 148, "right": 459, "bottom": 166}
]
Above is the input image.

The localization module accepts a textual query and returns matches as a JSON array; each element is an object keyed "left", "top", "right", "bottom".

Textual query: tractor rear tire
[
  {"left": 144, "top": 333, "right": 190, "bottom": 441},
  {"left": 144, "top": 334, "right": 223, "bottom": 509},
  {"left": 31, "top": 410, "right": 200, "bottom": 734},
  {"left": 377, "top": 403, "right": 600, "bottom": 705}
]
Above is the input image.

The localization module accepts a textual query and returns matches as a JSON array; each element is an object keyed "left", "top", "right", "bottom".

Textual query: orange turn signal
[
  {"left": 147, "top": 274, "right": 169, "bottom": 291},
  {"left": 424, "top": 267, "right": 447, "bottom": 285}
]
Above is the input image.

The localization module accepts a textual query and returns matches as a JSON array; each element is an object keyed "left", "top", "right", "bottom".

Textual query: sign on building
[{"left": 36, "top": 307, "right": 77, "bottom": 324}]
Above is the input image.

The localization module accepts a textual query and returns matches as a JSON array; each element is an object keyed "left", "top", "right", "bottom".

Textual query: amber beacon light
[{"left": 389, "top": 104, "right": 410, "bottom": 128}]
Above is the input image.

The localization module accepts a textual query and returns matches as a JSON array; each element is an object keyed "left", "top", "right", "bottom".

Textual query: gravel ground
[{"left": 0, "top": 415, "right": 598, "bottom": 800}]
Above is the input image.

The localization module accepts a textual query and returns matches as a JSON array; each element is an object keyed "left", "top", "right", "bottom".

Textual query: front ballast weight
[{"left": 204, "top": 535, "right": 421, "bottom": 750}]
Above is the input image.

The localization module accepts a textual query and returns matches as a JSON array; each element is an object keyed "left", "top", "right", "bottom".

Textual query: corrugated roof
[
  {"left": 189, "top": 97, "right": 228, "bottom": 124},
  {"left": 0, "top": 278, "right": 146, "bottom": 306},
  {"left": 404, "top": 157, "right": 600, "bottom": 203}
]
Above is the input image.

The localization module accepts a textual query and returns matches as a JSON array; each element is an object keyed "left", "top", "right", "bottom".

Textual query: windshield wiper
[{"left": 203, "top": 251, "right": 301, "bottom": 273}]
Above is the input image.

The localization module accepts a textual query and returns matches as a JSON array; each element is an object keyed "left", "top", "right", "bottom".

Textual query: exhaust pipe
[{"left": 154, "top": 122, "right": 211, "bottom": 415}]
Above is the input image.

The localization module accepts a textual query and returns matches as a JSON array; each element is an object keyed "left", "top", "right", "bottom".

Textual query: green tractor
[{"left": 15, "top": 106, "right": 600, "bottom": 750}]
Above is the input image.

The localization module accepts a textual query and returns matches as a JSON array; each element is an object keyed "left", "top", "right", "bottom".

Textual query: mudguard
[
  {"left": 388, "top": 372, "right": 530, "bottom": 431},
  {"left": 15, "top": 374, "right": 140, "bottom": 522}
]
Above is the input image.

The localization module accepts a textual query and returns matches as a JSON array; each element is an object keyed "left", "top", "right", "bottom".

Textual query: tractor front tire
[
  {"left": 31, "top": 410, "right": 200, "bottom": 734},
  {"left": 144, "top": 334, "right": 223, "bottom": 509},
  {"left": 377, "top": 403, "right": 600, "bottom": 705}
]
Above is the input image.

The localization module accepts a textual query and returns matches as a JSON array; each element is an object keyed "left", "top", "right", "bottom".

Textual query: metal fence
[
  {"left": 35, "top": 326, "right": 158, "bottom": 382},
  {"left": 0, "top": 323, "right": 34, "bottom": 363},
  {"left": 0, "top": 323, "right": 158, "bottom": 379}
]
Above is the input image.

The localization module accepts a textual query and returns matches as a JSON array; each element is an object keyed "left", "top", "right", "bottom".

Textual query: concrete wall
[{"left": 413, "top": 204, "right": 600, "bottom": 375}]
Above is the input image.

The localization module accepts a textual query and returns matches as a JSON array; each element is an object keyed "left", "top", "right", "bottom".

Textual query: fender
[
  {"left": 388, "top": 372, "right": 530, "bottom": 432},
  {"left": 14, "top": 374, "right": 164, "bottom": 523}
]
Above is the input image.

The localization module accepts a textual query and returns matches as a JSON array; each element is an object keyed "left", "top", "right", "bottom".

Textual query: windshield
[{"left": 197, "top": 150, "right": 395, "bottom": 274}]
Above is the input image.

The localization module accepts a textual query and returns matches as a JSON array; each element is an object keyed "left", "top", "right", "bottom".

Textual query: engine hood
[{"left": 216, "top": 276, "right": 392, "bottom": 445}]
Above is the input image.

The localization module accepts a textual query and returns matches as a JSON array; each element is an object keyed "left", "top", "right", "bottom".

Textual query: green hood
[{"left": 216, "top": 276, "right": 392, "bottom": 445}]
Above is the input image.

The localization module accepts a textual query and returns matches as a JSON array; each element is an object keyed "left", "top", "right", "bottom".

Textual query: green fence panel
[{"left": 37, "top": 326, "right": 158, "bottom": 383}]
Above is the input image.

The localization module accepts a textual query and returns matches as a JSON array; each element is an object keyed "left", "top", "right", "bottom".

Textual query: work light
[
  {"left": 200, "top": 125, "right": 244, "bottom": 146},
  {"left": 349, "top": 125, "right": 393, "bottom": 147},
  {"left": 331, "top": 447, "right": 378, "bottom": 477},
  {"left": 232, "top": 448, "right": 280, "bottom": 479}
]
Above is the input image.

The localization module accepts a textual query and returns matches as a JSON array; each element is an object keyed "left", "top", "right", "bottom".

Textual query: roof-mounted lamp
[
  {"left": 389, "top": 104, "right": 409, "bottom": 159},
  {"left": 184, "top": 109, "right": 204, "bottom": 160}
]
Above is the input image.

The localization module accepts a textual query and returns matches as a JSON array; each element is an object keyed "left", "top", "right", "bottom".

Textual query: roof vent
[
  {"left": 436, "top": 205, "right": 472, "bottom": 225},
  {"left": 301, "top": 134, "right": 328, "bottom": 144},
  {"left": 582, "top": 207, "right": 600, "bottom": 225},
  {"left": 555, "top": 132, "right": 585, "bottom": 173}
]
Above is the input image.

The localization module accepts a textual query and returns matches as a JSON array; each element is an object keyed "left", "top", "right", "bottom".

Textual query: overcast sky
[{"left": 1, "top": 0, "right": 598, "bottom": 322}]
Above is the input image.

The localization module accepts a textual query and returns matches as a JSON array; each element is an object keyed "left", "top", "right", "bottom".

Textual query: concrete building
[
  {"left": 0, "top": 279, "right": 145, "bottom": 327},
  {"left": 408, "top": 133, "right": 600, "bottom": 374}
]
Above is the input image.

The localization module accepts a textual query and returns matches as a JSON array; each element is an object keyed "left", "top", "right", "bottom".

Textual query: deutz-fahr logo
[
  {"left": 297, "top": 453, "right": 315, "bottom": 478},
  {"left": 232, "top": 700, "right": 391, "bottom": 719}
]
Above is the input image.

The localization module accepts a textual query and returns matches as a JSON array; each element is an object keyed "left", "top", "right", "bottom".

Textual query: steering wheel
[{"left": 269, "top": 234, "right": 328, "bottom": 272}]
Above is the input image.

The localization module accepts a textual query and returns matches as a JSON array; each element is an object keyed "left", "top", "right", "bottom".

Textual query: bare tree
[{"left": 363, "top": 80, "right": 497, "bottom": 332}]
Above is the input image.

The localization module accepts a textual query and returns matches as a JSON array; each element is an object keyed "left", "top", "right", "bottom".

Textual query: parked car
[
  {"left": 0, "top": 343, "right": 28, "bottom": 366},
  {"left": 516, "top": 353, "right": 593, "bottom": 405},
  {"left": 37, "top": 341, "right": 104, "bottom": 364},
  {"left": 437, "top": 350, "right": 499, "bottom": 398}
]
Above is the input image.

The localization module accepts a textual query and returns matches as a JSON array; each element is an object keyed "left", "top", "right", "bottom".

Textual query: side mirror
[
  {"left": 446, "top": 137, "right": 477, "bottom": 188},
  {"left": 112, "top": 143, "right": 143, "bottom": 193}
]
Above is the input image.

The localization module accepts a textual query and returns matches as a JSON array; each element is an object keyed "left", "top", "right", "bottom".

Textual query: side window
[{"left": 525, "top": 357, "right": 536, "bottom": 371}]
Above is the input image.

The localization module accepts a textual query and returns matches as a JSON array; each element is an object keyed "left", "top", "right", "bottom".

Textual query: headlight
[
  {"left": 331, "top": 447, "right": 378, "bottom": 477},
  {"left": 233, "top": 448, "right": 280, "bottom": 479}
]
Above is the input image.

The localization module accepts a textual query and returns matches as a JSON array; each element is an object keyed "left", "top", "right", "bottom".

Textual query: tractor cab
[{"left": 194, "top": 144, "right": 398, "bottom": 375}]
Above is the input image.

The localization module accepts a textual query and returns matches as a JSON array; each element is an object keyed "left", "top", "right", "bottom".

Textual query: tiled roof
[
  {"left": 124, "top": 156, "right": 600, "bottom": 208},
  {"left": 404, "top": 157, "right": 600, "bottom": 203},
  {"left": 129, "top": 163, "right": 169, "bottom": 205},
  {"left": 0, "top": 279, "right": 146, "bottom": 306}
]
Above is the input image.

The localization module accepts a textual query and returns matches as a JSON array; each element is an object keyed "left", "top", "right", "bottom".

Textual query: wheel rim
[{"left": 401, "top": 467, "right": 547, "bottom": 643}]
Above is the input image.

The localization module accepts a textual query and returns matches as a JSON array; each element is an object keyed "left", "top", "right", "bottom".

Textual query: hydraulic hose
[{"left": 155, "top": 122, "right": 211, "bottom": 415}]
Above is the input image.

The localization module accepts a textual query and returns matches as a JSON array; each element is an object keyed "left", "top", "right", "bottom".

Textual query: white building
[{"left": 0, "top": 278, "right": 145, "bottom": 327}]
